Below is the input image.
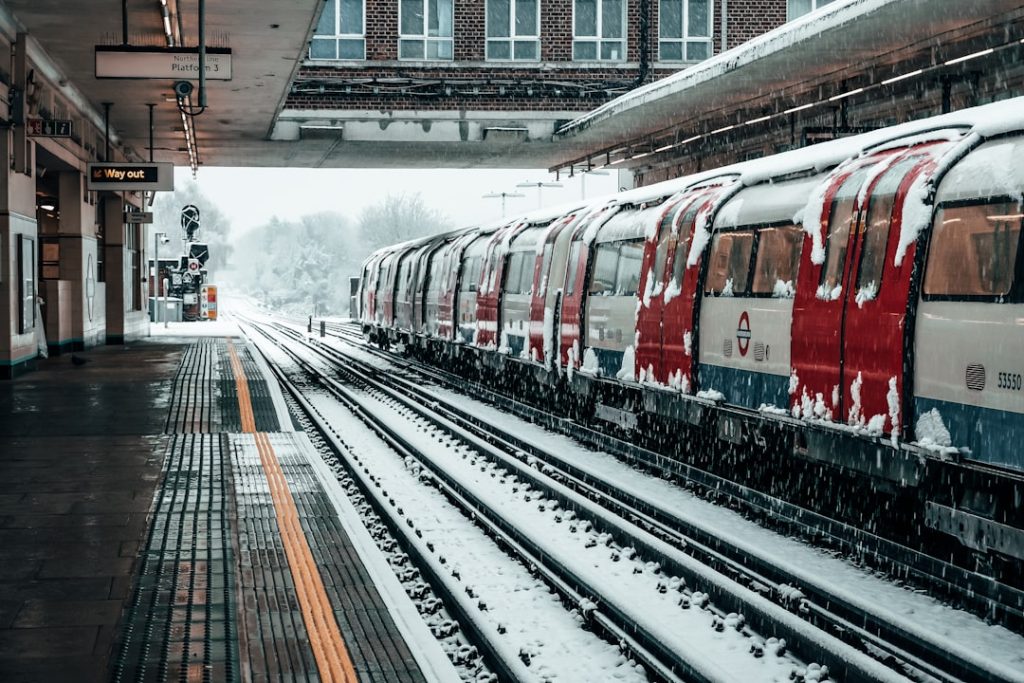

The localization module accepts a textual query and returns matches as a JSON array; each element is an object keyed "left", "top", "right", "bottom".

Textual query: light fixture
[
  {"left": 881, "top": 69, "right": 923, "bottom": 85},
  {"left": 40, "top": 202, "right": 56, "bottom": 212},
  {"left": 829, "top": 87, "right": 864, "bottom": 101},
  {"left": 745, "top": 115, "right": 772, "bottom": 125},
  {"left": 945, "top": 48, "right": 994, "bottom": 66},
  {"left": 784, "top": 103, "right": 814, "bottom": 114},
  {"left": 711, "top": 124, "right": 735, "bottom": 134}
]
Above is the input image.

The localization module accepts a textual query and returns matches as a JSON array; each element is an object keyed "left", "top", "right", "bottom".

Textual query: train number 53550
[{"left": 997, "top": 372, "right": 1022, "bottom": 390}]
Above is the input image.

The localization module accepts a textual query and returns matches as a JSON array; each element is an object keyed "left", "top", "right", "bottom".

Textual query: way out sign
[{"left": 87, "top": 162, "right": 173, "bottom": 191}]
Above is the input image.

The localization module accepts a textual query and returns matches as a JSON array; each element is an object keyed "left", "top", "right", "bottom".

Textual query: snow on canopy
[{"left": 557, "top": 0, "right": 903, "bottom": 137}]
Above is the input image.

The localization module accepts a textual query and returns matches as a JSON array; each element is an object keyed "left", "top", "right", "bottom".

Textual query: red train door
[
  {"left": 840, "top": 146, "right": 951, "bottom": 437},
  {"left": 791, "top": 161, "right": 876, "bottom": 420},
  {"left": 792, "top": 144, "right": 951, "bottom": 433},
  {"left": 559, "top": 205, "right": 617, "bottom": 369},
  {"left": 635, "top": 195, "right": 694, "bottom": 385}
]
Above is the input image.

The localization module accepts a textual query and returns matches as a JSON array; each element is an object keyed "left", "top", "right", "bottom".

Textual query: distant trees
[
  {"left": 357, "top": 192, "right": 450, "bottom": 252},
  {"left": 226, "top": 192, "right": 451, "bottom": 316}
]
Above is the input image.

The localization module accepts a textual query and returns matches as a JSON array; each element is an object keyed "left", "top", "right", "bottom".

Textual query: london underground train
[{"left": 359, "top": 99, "right": 1024, "bottom": 567}]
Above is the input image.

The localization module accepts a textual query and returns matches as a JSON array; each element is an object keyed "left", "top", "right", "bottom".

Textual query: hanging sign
[
  {"left": 95, "top": 46, "right": 233, "bottom": 80},
  {"left": 87, "top": 162, "right": 174, "bottom": 191},
  {"left": 124, "top": 211, "right": 154, "bottom": 224}
]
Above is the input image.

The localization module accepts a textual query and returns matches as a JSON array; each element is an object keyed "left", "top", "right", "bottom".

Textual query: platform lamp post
[
  {"left": 516, "top": 180, "right": 563, "bottom": 209},
  {"left": 154, "top": 231, "right": 169, "bottom": 328},
  {"left": 482, "top": 191, "right": 525, "bottom": 218}
]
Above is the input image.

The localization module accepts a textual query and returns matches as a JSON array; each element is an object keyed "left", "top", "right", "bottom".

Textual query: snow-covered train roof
[{"left": 363, "top": 96, "right": 1024, "bottom": 267}]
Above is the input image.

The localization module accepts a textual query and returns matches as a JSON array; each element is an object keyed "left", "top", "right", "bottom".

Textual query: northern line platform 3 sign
[
  {"left": 86, "top": 162, "right": 174, "bottom": 192},
  {"left": 95, "top": 46, "right": 232, "bottom": 80}
]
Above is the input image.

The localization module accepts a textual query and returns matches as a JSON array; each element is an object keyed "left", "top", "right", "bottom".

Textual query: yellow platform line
[{"left": 227, "top": 342, "right": 358, "bottom": 683}]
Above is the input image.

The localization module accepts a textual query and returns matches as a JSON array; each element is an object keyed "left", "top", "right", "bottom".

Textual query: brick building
[{"left": 272, "top": 0, "right": 833, "bottom": 163}]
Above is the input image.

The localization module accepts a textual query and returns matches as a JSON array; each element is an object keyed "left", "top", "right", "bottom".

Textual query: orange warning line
[{"left": 227, "top": 342, "right": 358, "bottom": 683}]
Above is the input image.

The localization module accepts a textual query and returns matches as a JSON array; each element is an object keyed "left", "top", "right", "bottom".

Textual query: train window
[
  {"left": 518, "top": 252, "right": 536, "bottom": 295},
  {"left": 565, "top": 241, "right": 583, "bottom": 295},
  {"left": 459, "top": 255, "right": 481, "bottom": 293},
  {"left": 751, "top": 224, "right": 802, "bottom": 296},
  {"left": 670, "top": 202, "right": 700, "bottom": 287},
  {"left": 426, "top": 255, "right": 442, "bottom": 295},
  {"left": 924, "top": 201, "right": 1022, "bottom": 299},
  {"left": 705, "top": 230, "right": 754, "bottom": 295},
  {"left": 615, "top": 240, "right": 645, "bottom": 296},
  {"left": 504, "top": 252, "right": 525, "bottom": 294},
  {"left": 652, "top": 203, "right": 679, "bottom": 283},
  {"left": 856, "top": 156, "right": 922, "bottom": 295},
  {"left": 538, "top": 245, "right": 553, "bottom": 295},
  {"left": 821, "top": 167, "right": 870, "bottom": 295},
  {"left": 590, "top": 243, "right": 619, "bottom": 295}
]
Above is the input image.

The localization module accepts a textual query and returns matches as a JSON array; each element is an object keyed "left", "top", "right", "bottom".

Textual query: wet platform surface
[
  {"left": 0, "top": 343, "right": 183, "bottom": 683},
  {"left": 0, "top": 337, "right": 444, "bottom": 683}
]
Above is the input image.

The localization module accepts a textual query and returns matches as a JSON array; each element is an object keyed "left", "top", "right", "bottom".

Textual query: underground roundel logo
[{"left": 736, "top": 311, "right": 751, "bottom": 357}]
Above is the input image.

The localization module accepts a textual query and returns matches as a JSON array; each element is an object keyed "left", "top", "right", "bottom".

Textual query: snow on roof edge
[{"left": 557, "top": 0, "right": 898, "bottom": 138}]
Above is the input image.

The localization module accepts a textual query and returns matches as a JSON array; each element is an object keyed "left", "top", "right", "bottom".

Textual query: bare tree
[{"left": 357, "top": 192, "right": 451, "bottom": 253}]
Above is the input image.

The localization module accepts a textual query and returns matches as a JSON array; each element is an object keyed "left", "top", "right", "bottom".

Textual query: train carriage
[
  {"left": 695, "top": 175, "right": 813, "bottom": 411},
  {"left": 913, "top": 133, "right": 1024, "bottom": 469}
]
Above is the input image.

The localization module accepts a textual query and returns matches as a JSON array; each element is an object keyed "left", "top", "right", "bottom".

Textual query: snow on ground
[
  {"left": 247, "top": 331, "right": 651, "bottom": 683},
  {"left": 148, "top": 319, "right": 242, "bottom": 337},
  {"left": 292, "top": 334, "right": 914, "bottom": 681},
  {"left": 361, "top": 362, "right": 1024, "bottom": 678}
]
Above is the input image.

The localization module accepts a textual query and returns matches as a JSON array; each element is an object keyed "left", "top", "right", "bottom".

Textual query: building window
[
  {"left": 309, "top": 0, "right": 365, "bottom": 60},
  {"left": 487, "top": 0, "right": 540, "bottom": 60},
  {"left": 400, "top": 0, "right": 454, "bottom": 60},
  {"left": 574, "top": 0, "right": 626, "bottom": 61},
  {"left": 659, "top": 0, "right": 711, "bottom": 62},
  {"left": 787, "top": 0, "right": 837, "bottom": 20}
]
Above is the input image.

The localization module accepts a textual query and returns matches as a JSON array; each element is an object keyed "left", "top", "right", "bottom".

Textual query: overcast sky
[{"left": 182, "top": 166, "right": 623, "bottom": 236}]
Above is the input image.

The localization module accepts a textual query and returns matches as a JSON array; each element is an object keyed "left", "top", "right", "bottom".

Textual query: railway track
[
  {"left": 321, "top": 320, "right": 1024, "bottom": 627},
  {"left": 243, "top": 315, "right": 1024, "bottom": 682}
]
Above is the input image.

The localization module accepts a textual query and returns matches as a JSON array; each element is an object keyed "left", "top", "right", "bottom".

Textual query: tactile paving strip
[
  {"left": 233, "top": 432, "right": 428, "bottom": 683},
  {"left": 231, "top": 434, "right": 321, "bottom": 681},
  {"left": 112, "top": 434, "right": 239, "bottom": 683},
  {"left": 217, "top": 345, "right": 279, "bottom": 433},
  {"left": 165, "top": 340, "right": 222, "bottom": 434}
]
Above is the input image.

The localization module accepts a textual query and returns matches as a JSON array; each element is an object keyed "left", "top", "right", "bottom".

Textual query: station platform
[{"left": 0, "top": 334, "right": 456, "bottom": 683}]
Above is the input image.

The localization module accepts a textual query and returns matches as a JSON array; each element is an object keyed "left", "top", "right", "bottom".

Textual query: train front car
[{"left": 913, "top": 133, "right": 1024, "bottom": 565}]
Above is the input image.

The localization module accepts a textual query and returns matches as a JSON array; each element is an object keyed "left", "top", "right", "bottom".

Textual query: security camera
[
  {"left": 173, "top": 80, "right": 194, "bottom": 99},
  {"left": 159, "top": 234, "right": 171, "bottom": 245}
]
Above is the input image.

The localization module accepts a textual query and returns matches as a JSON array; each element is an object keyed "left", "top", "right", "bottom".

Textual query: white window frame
[
  {"left": 787, "top": 0, "right": 836, "bottom": 21},
  {"left": 572, "top": 0, "right": 627, "bottom": 62},
  {"left": 309, "top": 0, "right": 366, "bottom": 60},
  {"left": 486, "top": 0, "right": 541, "bottom": 62},
  {"left": 658, "top": 0, "right": 712, "bottom": 62},
  {"left": 399, "top": 0, "right": 455, "bottom": 61}
]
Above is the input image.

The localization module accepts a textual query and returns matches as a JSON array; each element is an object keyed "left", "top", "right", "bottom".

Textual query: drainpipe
[{"left": 633, "top": 0, "right": 650, "bottom": 88}]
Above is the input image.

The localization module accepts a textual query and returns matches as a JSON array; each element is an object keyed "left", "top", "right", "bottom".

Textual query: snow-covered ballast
[{"left": 358, "top": 98, "right": 1024, "bottom": 560}]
